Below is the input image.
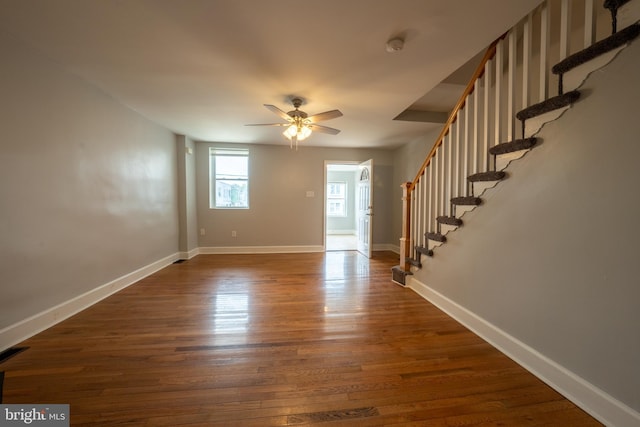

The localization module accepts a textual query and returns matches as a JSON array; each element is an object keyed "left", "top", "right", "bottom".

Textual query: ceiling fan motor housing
[
  {"left": 288, "top": 97, "right": 307, "bottom": 119},
  {"left": 287, "top": 110, "right": 308, "bottom": 119}
]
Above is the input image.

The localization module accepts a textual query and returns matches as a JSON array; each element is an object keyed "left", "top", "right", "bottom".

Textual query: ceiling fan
[{"left": 246, "top": 97, "right": 342, "bottom": 149}]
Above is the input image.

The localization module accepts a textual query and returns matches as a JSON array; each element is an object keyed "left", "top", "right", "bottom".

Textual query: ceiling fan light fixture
[
  {"left": 299, "top": 125, "right": 312, "bottom": 140},
  {"left": 283, "top": 123, "right": 312, "bottom": 142},
  {"left": 284, "top": 124, "right": 298, "bottom": 138},
  {"left": 247, "top": 97, "right": 342, "bottom": 149}
]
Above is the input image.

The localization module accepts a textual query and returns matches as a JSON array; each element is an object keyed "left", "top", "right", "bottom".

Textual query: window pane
[
  {"left": 215, "top": 180, "right": 248, "bottom": 207},
  {"left": 327, "top": 182, "right": 346, "bottom": 217},
  {"left": 210, "top": 148, "right": 249, "bottom": 209}
]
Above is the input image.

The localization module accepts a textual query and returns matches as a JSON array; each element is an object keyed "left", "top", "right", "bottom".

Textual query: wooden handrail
[
  {"left": 398, "top": 33, "right": 508, "bottom": 273},
  {"left": 409, "top": 33, "right": 507, "bottom": 190}
]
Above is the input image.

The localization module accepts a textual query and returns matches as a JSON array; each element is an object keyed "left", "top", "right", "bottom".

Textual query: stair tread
[
  {"left": 451, "top": 196, "right": 482, "bottom": 206},
  {"left": 406, "top": 257, "right": 422, "bottom": 268},
  {"left": 391, "top": 265, "right": 412, "bottom": 286},
  {"left": 415, "top": 246, "right": 433, "bottom": 257},
  {"left": 552, "top": 23, "right": 640, "bottom": 75},
  {"left": 516, "top": 91, "right": 580, "bottom": 121},
  {"left": 468, "top": 171, "right": 506, "bottom": 182},
  {"left": 425, "top": 232, "right": 446, "bottom": 243},
  {"left": 489, "top": 137, "right": 537, "bottom": 156},
  {"left": 437, "top": 216, "right": 463, "bottom": 226}
]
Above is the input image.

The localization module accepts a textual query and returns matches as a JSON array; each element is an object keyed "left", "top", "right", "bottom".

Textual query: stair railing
[{"left": 399, "top": 0, "right": 610, "bottom": 273}]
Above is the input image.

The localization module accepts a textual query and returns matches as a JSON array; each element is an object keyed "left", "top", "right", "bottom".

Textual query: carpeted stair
[
  {"left": 553, "top": 23, "right": 640, "bottom": 94},
  {"left": 426, "top": 231, "right": 447, "bottom": 243},
  {"left": 415, "top": 245, "right": 433, "bottom": 258},
  {"left": 437, "top": 216, "right": 463, "bottom": 227},
  {"left": 488, "top": 137, "right": 538, "bottom": 156}
]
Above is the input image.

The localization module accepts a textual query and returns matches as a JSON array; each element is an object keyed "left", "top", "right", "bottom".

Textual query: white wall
[
  {"left": 407, "top": 38, "right": 640, "bottom": 419},
  {"left": 196, "top": 142, "right": 395, "bottom": 250},
  {"left": 0, "top": 32, "right": 179, "bottom": 331}
]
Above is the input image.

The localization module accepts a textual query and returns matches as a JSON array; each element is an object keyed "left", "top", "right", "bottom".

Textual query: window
[
  {"left": 210, "top": 148, "right": 249, "bottom": 209},
  {"left": 327, "top": 182, "right": 346, "bottom": 217}
]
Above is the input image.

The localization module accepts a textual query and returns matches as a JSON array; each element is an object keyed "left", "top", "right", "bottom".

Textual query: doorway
[{"left": 324, "top": 160, "right": 373, "bottom": 257}]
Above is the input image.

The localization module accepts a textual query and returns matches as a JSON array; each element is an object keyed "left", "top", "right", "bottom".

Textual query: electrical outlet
[
  {"left": 231, "top": 230, "right": 237, "bottom": 237},
  {"left": 200, "top": 228, "right": 205, "bottom": 236}
]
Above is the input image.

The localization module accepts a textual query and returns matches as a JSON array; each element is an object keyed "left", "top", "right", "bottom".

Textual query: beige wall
[
  {"left": 195, "top": 142, "right": 395, "bottom": 249},
  {"left": 0, "top": 31, "right": 179, "bottom": 329}
]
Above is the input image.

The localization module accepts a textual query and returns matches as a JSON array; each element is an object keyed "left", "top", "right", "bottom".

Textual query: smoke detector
[{"left": 385, "top": 37, "right": 405, "bottom": 53}]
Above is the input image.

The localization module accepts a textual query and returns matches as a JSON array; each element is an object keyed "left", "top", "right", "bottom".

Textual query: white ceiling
[{"left": 0, "top": 0, "right": 541, "bottom": 149}]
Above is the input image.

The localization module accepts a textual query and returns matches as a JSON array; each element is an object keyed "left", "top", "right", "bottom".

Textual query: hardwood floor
[{"left": 2, "top": 251, "right": 601, "bottom": 426}]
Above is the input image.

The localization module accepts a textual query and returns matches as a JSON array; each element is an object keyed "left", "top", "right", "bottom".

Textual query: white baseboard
[
  {"left": 199, "top": 245, "right": 325, "bottom": 254},
  {"left": 0, "top": 253, "right": 180, "bottom": 352},
  {"left": 373, "top": 243, "right": 400, "bottom": 254},
  {"left": 178, "top": 247, "right": 200, "bottom": 260},
  {"left": 326, "top": 230, "right": 356, "bottom": 235},
  {"left": 408, "top": 277, "right": 640, "bottom": 427}
]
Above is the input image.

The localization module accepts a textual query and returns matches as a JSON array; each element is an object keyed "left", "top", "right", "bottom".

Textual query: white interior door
[{"left": 356, "top": 159, "right": 373, "bottom": 258}]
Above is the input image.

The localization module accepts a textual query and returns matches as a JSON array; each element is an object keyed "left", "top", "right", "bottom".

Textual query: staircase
[{"left": 393, "top": 0, "right": 640, "bottom": 286}]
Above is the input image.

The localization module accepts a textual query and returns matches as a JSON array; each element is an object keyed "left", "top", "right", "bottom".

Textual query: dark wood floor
[{"left": 2, "top": 251, "right": 600, "bottom": 426}]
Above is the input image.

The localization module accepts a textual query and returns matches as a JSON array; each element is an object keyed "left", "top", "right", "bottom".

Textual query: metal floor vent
[
  {"left": 173, "top": 259, "right": 186, "bottom": 264},
  {"left": 0, "top": 346, "right": 28, "bottom": 364}
]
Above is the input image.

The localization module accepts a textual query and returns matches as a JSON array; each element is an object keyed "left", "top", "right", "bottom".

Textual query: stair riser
[
  {"left": 440, "top": 224, "right": 458, "bottom": 234},
  {"left": 454, "top": 204, "right": 477, "bottom": 217},
  {"left": 472, "top": 180, "right": 502, "bottom": 197},
  {"left": 523, "top": 107, "right": 571, "bottom": 138},
  {"left": 495, "top": 149, "right": 530, "bottom": 171},
  {"left": 428, "top": 240, "right": 444, "bottom": 248}
]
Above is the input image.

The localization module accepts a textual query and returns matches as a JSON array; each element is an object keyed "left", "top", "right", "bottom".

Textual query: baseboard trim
[
  {"left": 178, "top": 247, "right": 200, "bottom": 260},
  {"left": 199, "top": 245, "right": 325, "bottom": 254},
  {"left": 0, "top": 253, "right": 180, "bottom": 352},
  {"left": 408, "top": 277, "right": 640, "bottom": 427},
  {"left": 326, "top": 230, "right": 356, "bottom": 235},
  {"left": 373, "top": 243, "right": 400, "bottom": 254}
]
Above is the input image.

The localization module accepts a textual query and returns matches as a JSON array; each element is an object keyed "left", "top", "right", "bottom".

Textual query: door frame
[{"left": 323, "top": 161, "right": 360, "bottom": 251}]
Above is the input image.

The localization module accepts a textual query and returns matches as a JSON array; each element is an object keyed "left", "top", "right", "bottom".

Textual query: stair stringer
[{"left": 405, "top": 38, "right": 640, "bottom": 427}]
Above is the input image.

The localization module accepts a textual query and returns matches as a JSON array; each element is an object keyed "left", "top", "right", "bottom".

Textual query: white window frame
[
  {"left": 327, "top": 181, "right": 347, "bottom": 217},
  {"left": 209, "top": 147, "right": 249, "bottom": 209}
]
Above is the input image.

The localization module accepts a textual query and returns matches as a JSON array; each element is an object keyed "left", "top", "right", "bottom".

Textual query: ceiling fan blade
[
  {"left": 308, "top": 123, "right": 341, "bottom": 135},
  {"left": 307, "top": 109, "right": 343, "bottom": 123},
  {"left": 245, "top": 123, "right": 288, "bottom": 127},
  {"left": 264, "top": 104, "right": 293, "bottom": 121}
]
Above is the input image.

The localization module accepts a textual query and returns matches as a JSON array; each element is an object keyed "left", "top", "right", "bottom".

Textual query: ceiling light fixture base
[{"left": 386, "top": 37, "right": 405, "bottom": 53}]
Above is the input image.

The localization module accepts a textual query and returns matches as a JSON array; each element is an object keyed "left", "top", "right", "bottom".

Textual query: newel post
[{"left": 399, "top": 182, "right": 412, "bottom": 271}]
